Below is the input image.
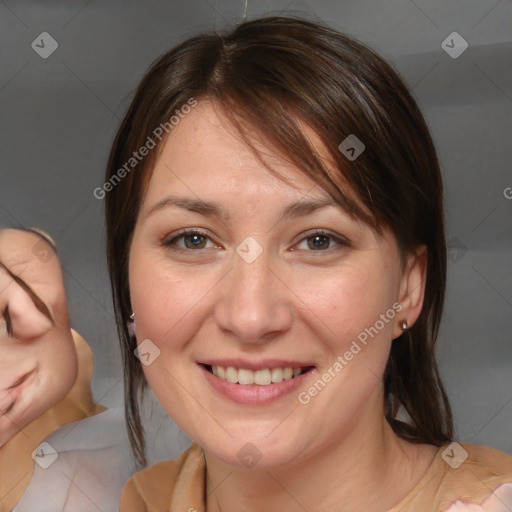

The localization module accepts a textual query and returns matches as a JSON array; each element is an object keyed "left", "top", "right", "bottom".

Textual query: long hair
[{"left": 105, "top": 16, "right": 453, "bottom": 465}]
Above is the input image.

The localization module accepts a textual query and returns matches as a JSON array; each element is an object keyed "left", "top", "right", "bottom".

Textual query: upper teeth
[{"left": 211, "top": 365, "right": 303, "bottom": 385}]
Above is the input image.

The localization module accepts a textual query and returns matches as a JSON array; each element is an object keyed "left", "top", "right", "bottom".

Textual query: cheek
[
  {"left": 291, "top": 263, "right": 397, "bottom": 350},
  {"left": 129, "top": 251, "right": 213, "bottom": 351},
  {"left": 299, "top": 266, "right": 398, "bottom": 404},
  {"left": 38, "top": 331, "right": 78, "bottom": 403},
  {"left": 289, "top": 264, "right": 398, "bottom": 421}
]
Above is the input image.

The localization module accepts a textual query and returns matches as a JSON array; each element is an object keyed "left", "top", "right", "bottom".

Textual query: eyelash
[
  {"left": 162, "top": 228, "right": 350, "bottom": 253},
  {"left": 162, "top": 228, "right": 218, "bottom": 251},
  {"left": 293, "top": 230, "right": 350, "bottom": 252}
]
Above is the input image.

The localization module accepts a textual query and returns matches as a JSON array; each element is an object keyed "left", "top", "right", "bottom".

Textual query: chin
[{"left": 199, "top": 430, "right": 305, "bottom": 470}]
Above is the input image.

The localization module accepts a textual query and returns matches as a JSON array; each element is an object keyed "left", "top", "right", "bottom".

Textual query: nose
[{"left": 213, "top": 247, "right": 293, "bottom": 344}]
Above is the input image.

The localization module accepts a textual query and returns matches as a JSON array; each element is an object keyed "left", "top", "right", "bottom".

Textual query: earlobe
[
  {"left": 127, "top": 312, "right": 136, "bottom": 337},
  {"left": 393, "top": 245, "right": 427, "bottom": 339}
]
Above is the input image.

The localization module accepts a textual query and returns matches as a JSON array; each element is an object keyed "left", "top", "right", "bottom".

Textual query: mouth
[
  {"left": 202, "top": 364, "right": 315, "bottom": 385},
  {"left": 198, "top": 362, "right": 316, "bottom": 405},
  {"left": 8, "top": 371, "right": 34, "bottom": 390},
  {"left": 0, "top": 401, "right": 15, "bottom": 417},
  {"left": 1, "top": 370, "right": 36, "bottom": 413}
]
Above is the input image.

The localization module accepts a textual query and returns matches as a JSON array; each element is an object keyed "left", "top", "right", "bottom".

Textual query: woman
[
  {"left": 104, "top": 17, "right": 512, "bottom": 511},
  {"left": 0, "top": 228, "right": 135, "bottom": 512}
]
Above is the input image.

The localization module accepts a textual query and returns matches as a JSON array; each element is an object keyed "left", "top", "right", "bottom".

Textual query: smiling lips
[
  {"left": 200, "top": 364, "right": 315, "bottom": 405},
  {"left": 199, "top": 361, "right": 316, "bottom": 405}
]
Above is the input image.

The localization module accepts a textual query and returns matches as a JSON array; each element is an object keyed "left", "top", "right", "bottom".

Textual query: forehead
[
  {"left": 141, "top": 101, "right": 357, "bottom": 215},
  {"left": 0, "top": 230, "right": 56, "bottom": 272}
]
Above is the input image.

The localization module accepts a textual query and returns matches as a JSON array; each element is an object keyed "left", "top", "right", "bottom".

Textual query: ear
[{"left": 392, "top": 245, "right": 427, "bottom": 339}]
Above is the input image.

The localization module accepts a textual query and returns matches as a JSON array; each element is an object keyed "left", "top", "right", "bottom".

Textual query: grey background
[{"left": 0, "top": 0, "right": 511, "bottom": 461}]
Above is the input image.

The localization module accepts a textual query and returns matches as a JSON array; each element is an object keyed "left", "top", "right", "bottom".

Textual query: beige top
[{"left": 120, "top": 442, "right": 512, "bottom": 512}]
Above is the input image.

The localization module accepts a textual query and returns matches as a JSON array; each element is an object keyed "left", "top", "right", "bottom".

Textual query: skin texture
[
  {"left": 128, "top": 102, "right": 438, "bottom": 512},
  {"left": 0, "top": 229, "right": 78, "bottom": 448}
]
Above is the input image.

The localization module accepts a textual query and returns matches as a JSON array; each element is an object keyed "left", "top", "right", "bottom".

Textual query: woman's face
[
  {"left": 0, "top": 230, "right": 78, "bottom": 447},
  {"left": 129, "top": 102, "right": 425, "bottom": 468}
]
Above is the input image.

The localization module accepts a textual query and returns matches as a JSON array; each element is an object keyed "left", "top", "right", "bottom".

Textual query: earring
[
  {"left": 399, "top": 320, "right": 408, "bottom": 331},
  {"left": 127, "top": 312, "right": 136, "bottom": 337}
]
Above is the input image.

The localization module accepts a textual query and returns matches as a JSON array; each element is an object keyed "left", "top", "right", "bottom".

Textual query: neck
[{"left": 204, "top": 388, "right": 437, "bottom": 512}]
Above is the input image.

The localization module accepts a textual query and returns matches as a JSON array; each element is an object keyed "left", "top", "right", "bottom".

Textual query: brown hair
[{"left": 105, "top": 16, "right": 453, "bottom": 466}]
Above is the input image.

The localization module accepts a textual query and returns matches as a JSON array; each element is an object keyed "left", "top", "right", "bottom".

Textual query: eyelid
[
  {"left": 162, "top": 228, "right": 350, "bottom": 254},
  {"left": 0, "top": 263, "right": 54, "bottom": 340},
  {"left": 0, "top": 262, "right": 54, "bottom": 326},
  {"left": 292, "top": 229, "right": 351, "bottom": 250},
  {"left": 162, "top": 228, "right": 221, "bottom": 249}
]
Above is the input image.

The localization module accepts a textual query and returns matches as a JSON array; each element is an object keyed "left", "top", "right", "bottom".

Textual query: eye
[
  {"left": 293, "top": 230, "right": 349, "bottom": 252},
  {"left": 162, "top": 229, "right": 219, "bottom": 251},
  {"left": 1, "top": 306, "right": 12, "bottom": 337}
]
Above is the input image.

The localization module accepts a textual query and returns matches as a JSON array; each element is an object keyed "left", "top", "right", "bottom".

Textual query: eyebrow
[
  {"left": 145, "top": 195, "right": 345, "bottom": 222},
  {"left": 146, "top": 196, "right": 230, "bottom": 220}
]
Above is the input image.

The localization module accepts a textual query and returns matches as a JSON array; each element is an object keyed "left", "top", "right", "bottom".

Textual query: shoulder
[
  {"left": 15, "top": 408, "right": 137, "bottom": 512},
  {"left": 391, "top": 442, "right": 512, "bottom": 512},
  {"left": 119, "top": 443, "right": 204, "bottom": 512},
  {"left": 437, "top": 443, "right": 512, "bottom": 510},
  {"left": 454, "top": 442, "right": 512, "bottom": 477}
]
